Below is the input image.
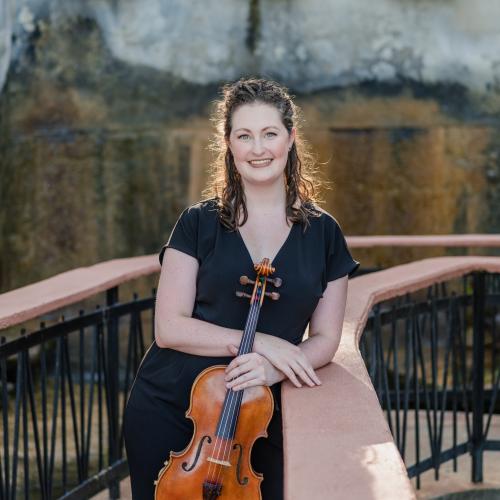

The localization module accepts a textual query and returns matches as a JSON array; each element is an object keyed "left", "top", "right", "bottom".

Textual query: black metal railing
[
  {"left": 360, "top": 271, "right": 500, "bottom": 488},
  {"left": 0, "top": 286, "right": 156, "bottom": 499},
  {"left": 3, "top": 269, "right": 500, "bottom": 497}
]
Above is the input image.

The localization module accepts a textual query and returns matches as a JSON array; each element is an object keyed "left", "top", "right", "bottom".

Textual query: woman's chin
[
  {"left": 236, "top": 161, "right": 287, "bottom": 185},
  {"left": 241, "top": 171, "right": 285, "bottom": 186}
]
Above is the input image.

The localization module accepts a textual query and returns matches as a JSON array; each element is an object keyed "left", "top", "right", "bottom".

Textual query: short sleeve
[
  {"left": 159, "top": 207, "right": 199, "bottom": 266},
  {"left": 326, "top": 219, "right": 360, "bottom": 282}
]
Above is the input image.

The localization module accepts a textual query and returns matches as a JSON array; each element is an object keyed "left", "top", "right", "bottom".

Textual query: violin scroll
[
  {"left": 253, "top": 259, "right": 275, "bottom": 276},
  {"left": 235, "top": 258, "right": 283, "bottom": 304}
]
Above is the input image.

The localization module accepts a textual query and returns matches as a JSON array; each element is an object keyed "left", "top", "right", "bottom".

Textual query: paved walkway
[
  {"left": 92, "top": 413, "right": 500, "bottom": 500},
  {"left": 93, "top": 462, "right": 500, "bottom": 500}
]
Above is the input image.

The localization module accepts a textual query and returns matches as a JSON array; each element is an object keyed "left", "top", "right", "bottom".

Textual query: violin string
[
  {"left": 221, "top": 278, "right": 265, "bottom": 472},
  {"left": 209, "top": 293, "right": 261, "bottom": 486},
  {"left": 218, "top": 302, "right": 257, "bottom": 465},
  {"left": 207, "top": 294, "right": 257, "bottom": 481},
  {"left": 223, "top": 297, "right": 257, "bottom": 454},
  {"left": 212, "top": 299, "right": 259, "bottom": 487},
  {"left": 207, "top": 299, "right": 259, "bottom": 486},
  {"left": 209, "top": 297, "right": 259, "bottom": 485}
]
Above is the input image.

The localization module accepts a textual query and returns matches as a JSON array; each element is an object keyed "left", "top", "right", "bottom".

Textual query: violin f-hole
[
  {"left": 233, "top": 443, "right": 249, "bottom": 485},
  {"left": 182, "top": 435, "right": 212, "bottom": 471}
]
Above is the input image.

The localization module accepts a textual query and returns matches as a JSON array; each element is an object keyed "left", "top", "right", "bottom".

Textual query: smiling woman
[
  {"left": 123, "top": 78, "right": 360, "bottom": 500},
  {"left": 227, "top": 103, "right": 295, "bottom": 190}
]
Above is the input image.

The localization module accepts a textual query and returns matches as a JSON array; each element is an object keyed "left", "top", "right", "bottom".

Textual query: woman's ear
[{"left": 289, "top": 127, "right": 297, "bottom": 150}]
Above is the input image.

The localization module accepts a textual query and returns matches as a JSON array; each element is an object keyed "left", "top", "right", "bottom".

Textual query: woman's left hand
[{"left": 224, "top": 345, "right": 284, "bottom": 391}]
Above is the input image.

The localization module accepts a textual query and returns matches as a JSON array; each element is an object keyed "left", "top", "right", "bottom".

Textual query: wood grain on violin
[{"left": 154, "top": 259, "right": 281, "bottom": 500}]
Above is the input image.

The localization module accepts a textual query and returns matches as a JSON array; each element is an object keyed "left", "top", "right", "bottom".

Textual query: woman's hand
[
  {"left": 252, "top": 333, "right": 322, "bottom": 388},
  {"left": 224, "top": 345, "right": 283, "bottom": 391}
]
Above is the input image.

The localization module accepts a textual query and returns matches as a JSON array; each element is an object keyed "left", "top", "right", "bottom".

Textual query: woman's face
[{"left": 227, "top": 102, "right": 295, "bottom": 187}]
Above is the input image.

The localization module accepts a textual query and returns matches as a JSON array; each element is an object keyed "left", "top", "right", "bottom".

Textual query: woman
[{"left": 123, "top": 78, "right": 360, "bottom": 499}]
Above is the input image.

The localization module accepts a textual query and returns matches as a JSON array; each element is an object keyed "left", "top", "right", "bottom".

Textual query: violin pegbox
[{"left": 235, "top": 258, "right": 282, "bottom": 304}]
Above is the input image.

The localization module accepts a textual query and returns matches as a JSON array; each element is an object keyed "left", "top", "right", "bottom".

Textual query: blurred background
[
  {"left": 1, "top": 2, "right": 500, "bottom": 499},
  {"left": 2, "top": 0, "right": 500, "bottom": 293}
]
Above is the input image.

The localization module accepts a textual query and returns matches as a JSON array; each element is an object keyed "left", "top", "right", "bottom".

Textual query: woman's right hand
[
  {"left": 224, "top": 345, "right": 284, "bottom": 390},
  {"left": 251, "top": 333, "right": 322, "bottom": 388}
]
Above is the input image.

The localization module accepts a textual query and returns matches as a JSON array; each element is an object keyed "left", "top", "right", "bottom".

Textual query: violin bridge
[{"left": 206, "top": 457, "right": 231, "bottom": 467}]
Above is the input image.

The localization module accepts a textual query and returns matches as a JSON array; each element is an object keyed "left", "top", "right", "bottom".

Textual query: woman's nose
[{"left": 251, "top": 138, "right": 265, "bottom": 154}]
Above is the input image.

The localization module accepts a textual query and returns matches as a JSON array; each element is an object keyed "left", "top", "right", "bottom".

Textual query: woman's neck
[{"left": 241, "top": 181, "right": 287, "bottom": 216}]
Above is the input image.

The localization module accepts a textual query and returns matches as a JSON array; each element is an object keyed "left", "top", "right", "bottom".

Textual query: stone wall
[
  {"left": 1, "top": 0, "right": 500, "bottom": 293},
  {"left": 3, "top": 0, "right": 500, "bottom": 94}
]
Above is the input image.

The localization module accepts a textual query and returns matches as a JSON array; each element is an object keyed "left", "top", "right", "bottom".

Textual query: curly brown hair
[{"left": 201, "top": 77, "right": 328, "bottom": 232}]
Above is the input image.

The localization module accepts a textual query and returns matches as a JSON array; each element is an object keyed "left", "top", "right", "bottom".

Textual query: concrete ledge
[
  {"left": 282, "top": 256, "right": 500, "bottom": 500},
  {"left": 0, "top": 255, "right": 159, "bottom": 329},
  {"left": 347, "top": 234, "right": 500, "bottom": 248},
  {"left": 3, "top": 234, "right": 500, "bottom": 329}
]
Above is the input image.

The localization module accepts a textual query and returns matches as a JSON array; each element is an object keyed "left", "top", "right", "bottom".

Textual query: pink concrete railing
[
  {"left": 3, "top": 234, "right": 499, "bottom": 330},
  {"left": 282, "top": 255, "right": 500, "bottom": 500},
  {"left": 0, "top": 255, "right": 158, "bottom": 330},
  {"left": 347, "top": 234, "right": 500, "bottom": 248},
  {"left": 2, "top": 236, "right": 500, "bottom": 499}
]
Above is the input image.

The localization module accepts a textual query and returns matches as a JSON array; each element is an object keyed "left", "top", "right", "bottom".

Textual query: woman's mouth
[{"left": 248, "top": 159, "right": 273, "bottom": 167}]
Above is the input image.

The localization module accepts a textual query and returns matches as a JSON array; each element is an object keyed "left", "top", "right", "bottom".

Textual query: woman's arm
[
  {"left": 155, "top": 248, "right": 247, "bottom": 356},
  {"left": 226, "top": 276, "right": 348, "bottom": 391},
  {"left": 256, "top": 275, "right": 348, "bottom": 368},
  {"left": 296, "top": 274, "right": 349, "bottom": 366}
]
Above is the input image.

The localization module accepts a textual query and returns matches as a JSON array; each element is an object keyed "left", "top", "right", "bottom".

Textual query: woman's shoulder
[
  {"left": 179, "top": 197, "right": 220, "bottom": 221},
  {"left": 184, "top": 196, "right": 219, "bottom": 211},
  {"left": 301, "top": 201, "right": 340, "bottom": 230}
]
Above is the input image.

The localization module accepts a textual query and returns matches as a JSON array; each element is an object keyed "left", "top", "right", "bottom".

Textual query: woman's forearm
[
  {"left": 155, "top": 315, "right": 248, "bottom": 357},
  {"left": 298, "top": 333, "right": 338, "bottom": 369},
  {"left": 156, "top": 314, "right": 335, "bottom": 382}
]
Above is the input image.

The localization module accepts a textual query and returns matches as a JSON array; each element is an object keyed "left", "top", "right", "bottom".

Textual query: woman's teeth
[{"left": 249, "top": 159, "right": 272, "bottom": 166}]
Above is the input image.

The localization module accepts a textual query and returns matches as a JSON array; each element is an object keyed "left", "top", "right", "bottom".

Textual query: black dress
[{"left": 123, "top": 197, "right": 360, "bottom": 500}]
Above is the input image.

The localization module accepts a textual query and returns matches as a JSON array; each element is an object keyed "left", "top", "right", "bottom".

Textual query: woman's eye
[{"left": 237, "top": 132, "right": 277, "bottom": 140}]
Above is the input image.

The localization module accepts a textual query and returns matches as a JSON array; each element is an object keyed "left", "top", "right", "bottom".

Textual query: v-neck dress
[{"left": 123, "top": 197, "right": 360, "bottom": 500}]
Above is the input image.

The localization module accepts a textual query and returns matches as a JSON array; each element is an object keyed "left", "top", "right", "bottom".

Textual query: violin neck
[
  {"left": 237, "top": 299, "right": 260, "bottom": 356},
  {"left": 215, "top": 298, "right": 262, "bottom": 440}
]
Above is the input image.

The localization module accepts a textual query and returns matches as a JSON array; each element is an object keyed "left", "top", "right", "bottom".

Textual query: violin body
[{"left": 155, "top": 366, "right": 274, "bottom": 499}]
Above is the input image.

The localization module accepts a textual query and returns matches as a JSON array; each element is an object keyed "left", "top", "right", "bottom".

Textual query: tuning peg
[
  {"left": 239, "top": 275, "right": 255, "bottom": 286},
  {"left": 266, "top": 276, "right": 282, "bottom": 288},
  {"left": 265, "top": 291, "right": 280, "bottom": 300},
  {"left": 235, "top": 291, "right": 252, "bottom": 299}
]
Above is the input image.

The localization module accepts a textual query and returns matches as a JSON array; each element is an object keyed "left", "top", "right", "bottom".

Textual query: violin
[{"left": 154, "top": 258, "right": 282, "bottom": 499}]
